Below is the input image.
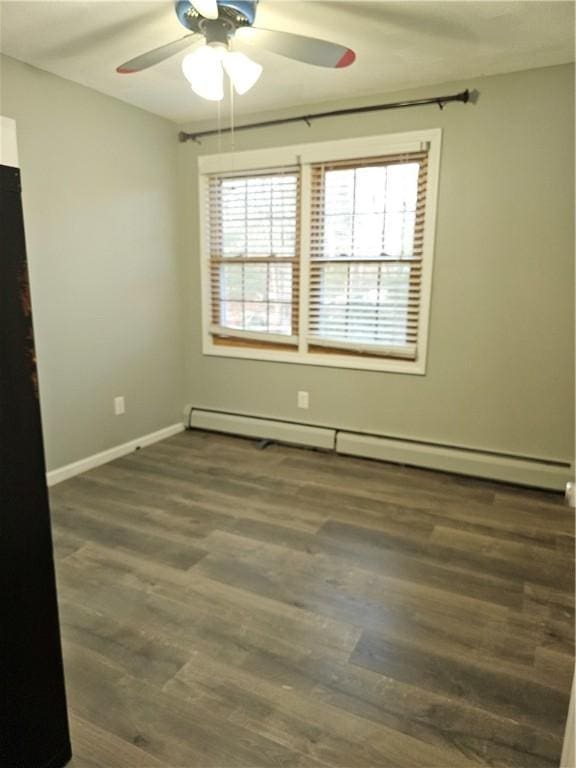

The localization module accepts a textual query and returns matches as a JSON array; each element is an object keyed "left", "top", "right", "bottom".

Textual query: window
[
  {"left": 208, "top": 170, "right": 300, "bottom": 347},
  {"left": 199, "top": 130, "right": 440, "bottom": 373}
]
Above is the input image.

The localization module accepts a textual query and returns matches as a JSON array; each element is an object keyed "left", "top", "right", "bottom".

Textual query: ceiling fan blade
[
  {"left": 236, "top": 27, "right": 355, "bottom": 68},
  {"left": 117, "top": 34, "right": 197, "bottom": 73},
  {"left": 191, "top": 0, "right": 219, "bottom": 20}
]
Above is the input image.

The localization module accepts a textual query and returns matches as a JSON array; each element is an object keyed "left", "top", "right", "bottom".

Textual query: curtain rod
[{"left": 179, "top": 88, "right": 473, "bottom": 144}]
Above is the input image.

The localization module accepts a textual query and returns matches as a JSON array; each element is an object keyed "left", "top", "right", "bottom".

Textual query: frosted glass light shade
[
  {"left": 182, "top": 44, "right": 261, "bottom": 101},
  {"left": 223, "top": 51, "right": 263, "bottom": 95},
  {"left": 182, "top": 46, "right": 225, "bottom": 101}
]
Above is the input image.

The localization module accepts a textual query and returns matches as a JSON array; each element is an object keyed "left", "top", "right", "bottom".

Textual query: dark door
[{"left": 0, "top": 163, "right": 71, "bottom": 768}]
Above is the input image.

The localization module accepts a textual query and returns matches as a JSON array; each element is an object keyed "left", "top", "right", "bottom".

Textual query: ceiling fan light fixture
[
  {"left": 182, "top": 43, "right": 261, "bottom": 101},
  {"left": 182, "top": 44, "right": 225, "bottom": 101},
  {"left": 222, "top": 51, "right": 262, "bottom": 95}
]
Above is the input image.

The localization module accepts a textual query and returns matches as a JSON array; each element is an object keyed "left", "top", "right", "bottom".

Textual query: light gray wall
[
  {"left": 1, "top": 54, "right": 186, "bottom": 471},
  {"left": 2, "top": 56, "right": 573, "bottom": 471},
  {"left": 178, "top": 64, "right": 575, "bottom": 464}
]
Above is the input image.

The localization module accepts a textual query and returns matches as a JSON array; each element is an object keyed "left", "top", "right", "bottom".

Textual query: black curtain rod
[{"left": 179, "top": 88, "right": 473, "bottom": 144}]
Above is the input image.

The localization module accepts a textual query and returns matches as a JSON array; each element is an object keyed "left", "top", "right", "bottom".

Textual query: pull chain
[
  {"left": 229, "top": 75, "right": 235, "bottom": 155},
  {"left": 217, "top": 98, "right": 222, "bottom": 160}
]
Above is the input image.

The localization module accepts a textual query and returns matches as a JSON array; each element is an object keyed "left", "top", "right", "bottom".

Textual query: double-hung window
[
  {"left": 199, "top": 130, "right": 440, "bottom": 373},
  {"left": 207, "top": 169, "right": 301, "bottom": 348}
]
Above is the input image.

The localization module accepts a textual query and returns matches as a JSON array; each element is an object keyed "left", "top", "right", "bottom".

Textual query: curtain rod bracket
[{"left": 179, "top": 130, "right": 202, "bottom": 144}]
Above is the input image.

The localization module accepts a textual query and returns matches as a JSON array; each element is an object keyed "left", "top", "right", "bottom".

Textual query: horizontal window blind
[
  {"left": 307, "top": 150, "right": 428, "bottom": 360},
  {"left": 207, "top": 168, "right": 300, "bottom": 346}
]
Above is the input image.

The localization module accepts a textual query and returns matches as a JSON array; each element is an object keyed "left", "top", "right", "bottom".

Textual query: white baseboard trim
[
  {"left": 189, "top": 409, "right": 336, "bottom": 450},
  {"left": 337, "top": 432, "right": 571, "bottom": 491},
  {"left": 46, "top": 423, "right": 185, "bottom": 487}
]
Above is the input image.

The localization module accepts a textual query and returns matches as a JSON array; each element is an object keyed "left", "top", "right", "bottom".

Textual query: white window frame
[{"left": 198, "top": 128, "right": 441, "bottom": 375}]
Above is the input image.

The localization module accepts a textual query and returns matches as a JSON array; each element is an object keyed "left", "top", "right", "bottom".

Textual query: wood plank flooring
[{"left": 48, "top": 430, "right": 575, "bottom": 768}]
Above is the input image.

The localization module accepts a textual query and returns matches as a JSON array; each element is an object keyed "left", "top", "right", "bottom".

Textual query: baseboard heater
[
  {"left": 189, "top": 409, "right": 336, "bottom": 450},
  {"left": 188, "top": 408, "right": 572, "bottom": 491}
]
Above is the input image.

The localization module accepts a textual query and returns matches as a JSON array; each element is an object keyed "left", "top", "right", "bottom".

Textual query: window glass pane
[
  {"left": 383, "top": 212, "right": 416, "bottom": 257},
  {"left": 220, "top": 264, "right": 243, "bottom": 301},
  {"left": 352, "top": 214, "right": 385, "bottom": 258},
  {"left": 222, "top": 224, "right": 246, "bottom": 258},
  {"left": 354, "top": 167, "right": 387, "bottom": 213},
  {"left": 243, "top": 264, "right": 268, "bottom": 302},
  {"left": 244, "top": 302, "right": 268, "bottom": 331},
  {"left": 218, "top": 261, "right": 294, "bottom": 335},
  {"left": 268, "top": 303, "right": 292, "bottom": 334},
  {"left": 221, "top": 180, "right": 246, "bottom": 257},
  {"left": 313, "top": 263, "right": 412, "bottom": 346},
  {"left": 385, "top": 163, "right": 419, "bottom": 213},
  {"left": 219, "top": 174, "right": 298, "bottom": 258},
  {"left": 220, "top": 301, "right": 244, "bottom": 329},
  {"left": 269, "top": 264, "right": 293, "bottom": 302},
  {"left": 323, "top": 214, "right": 353, "bottom": 259},
  {"left": 322, "top": 162, "right": 420, "bottom": 260},
  {"left": 247, "top": 221, "right": 272, "bottom": 255},
  {"left": 349, "top": 264, "right": 379, "bottom": 303},
  {"left": 272, "top": 222, "right": 296, "bottom": 256},
  {"left": 324, "top": 169, "right": 354, "bottom": 215}
]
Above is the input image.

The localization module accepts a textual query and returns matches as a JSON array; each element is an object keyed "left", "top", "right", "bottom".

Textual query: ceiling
[{"left": 0, "top": 1, "right": 574, "bottom": 124}]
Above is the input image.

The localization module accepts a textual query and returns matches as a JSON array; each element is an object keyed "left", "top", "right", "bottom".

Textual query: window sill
[{"left": 202, "top": 340, "right": 426, "bottom": 375}]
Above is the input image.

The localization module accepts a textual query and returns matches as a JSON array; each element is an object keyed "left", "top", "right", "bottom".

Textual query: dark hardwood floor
[{"left": 48, "top": 429, "right": 575, "bottom": 768}]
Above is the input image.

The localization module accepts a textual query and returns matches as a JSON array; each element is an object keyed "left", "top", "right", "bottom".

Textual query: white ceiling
[{"left": 0, "top": 1, "right": 574, "bottom": 124}]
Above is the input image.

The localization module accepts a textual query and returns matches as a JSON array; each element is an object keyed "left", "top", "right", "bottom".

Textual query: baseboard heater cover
[
  {"left": 189, "top": 409, "right": 336, "bottom": 450},
  {"left": 336, "top": 432, "right": 570, "bottom": 491},
  {"left": 189, "top": 408, "right": 570, "bottom": 490}
]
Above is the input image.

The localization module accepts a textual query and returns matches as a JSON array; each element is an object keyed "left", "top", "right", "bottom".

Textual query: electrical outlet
[
  {"left": 114, "top": 396, "right": 125, "bottom": 416},
  {"left": 297, "top": 391, "right": 309, "bottom": 409}
]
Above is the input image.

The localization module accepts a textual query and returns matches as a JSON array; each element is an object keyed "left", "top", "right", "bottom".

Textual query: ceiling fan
[{"left": 116, "top": 0, "right": 356, "bottom": 101}]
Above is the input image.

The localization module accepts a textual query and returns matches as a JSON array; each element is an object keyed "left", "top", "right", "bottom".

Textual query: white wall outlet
[
  {"left": 297, "top": 391, "right": 309, "bottom": 409},
  {"left": 114, "top": 396, "right": 125, "bottom": 416}
]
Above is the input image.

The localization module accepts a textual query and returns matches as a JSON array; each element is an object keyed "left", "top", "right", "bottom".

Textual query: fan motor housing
[{"left": 176, "top": 0, "right": 258, "bottom": 33}]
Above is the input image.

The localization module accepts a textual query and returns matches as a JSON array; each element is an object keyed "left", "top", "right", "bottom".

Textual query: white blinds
[
  {"left": 207, "top": 168, "right": 300, "bottom": 345},
  {"left": 307, "top": 151, "right": 428, "bottom": 360},
  {"left": 204, "top": 147, "right": 431, "bottom": 363}
]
